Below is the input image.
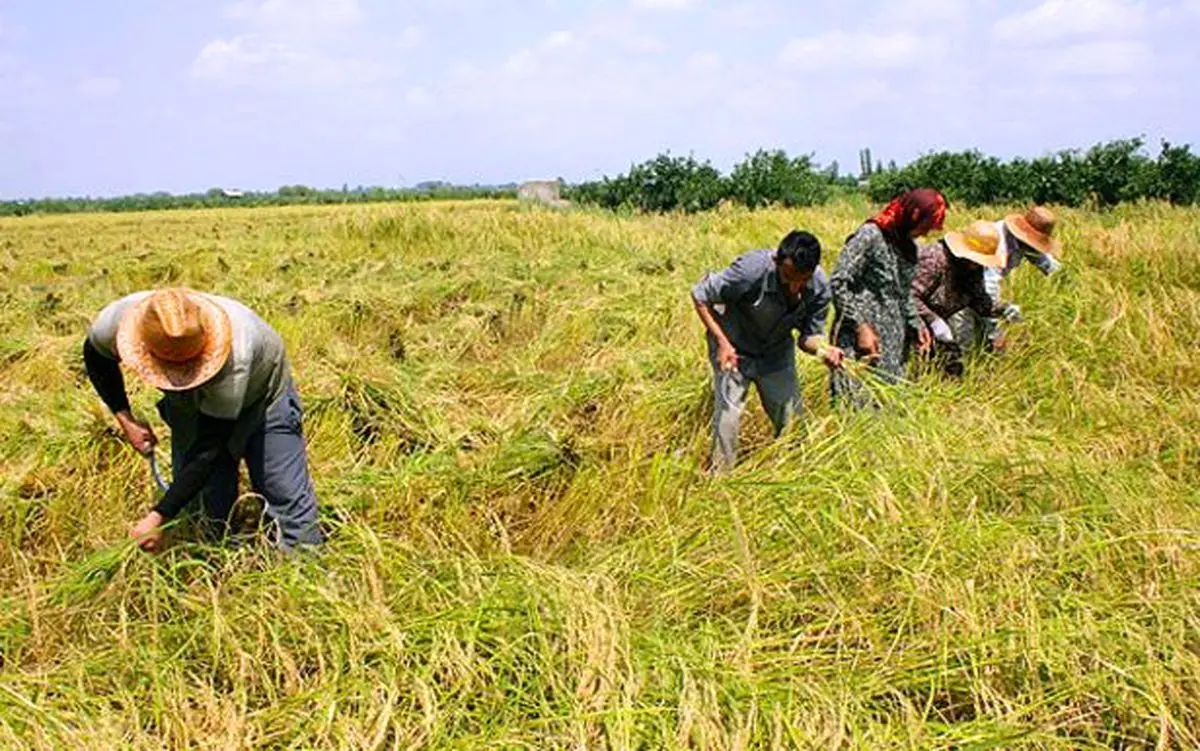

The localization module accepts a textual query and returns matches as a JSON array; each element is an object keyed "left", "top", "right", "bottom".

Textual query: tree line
[
  {"left": 4, "top": 137, "right": 1199, "bottom": 217},
  {"left": 0, "top": 184, "right": 517, "bottom": 217},
  {"left": 567, "top": 137, "right": 1200, "bottom": 212}
]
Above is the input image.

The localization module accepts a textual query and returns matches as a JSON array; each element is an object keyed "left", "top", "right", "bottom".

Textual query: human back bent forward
[
  {"left": 691, "top": 230, "right": 844, "bottom": 471},
  {"left": 830, "top": 189, "right": 943, "bottom": 408},
  {"left": 912, "top": 220, "right": 1014, "bottom": 377},
  {"left": 83, "top": 288, "right": 324, "bottom": 552},
  {"left": 948, "top": 205, "right": 1064, "bottom": 352}
]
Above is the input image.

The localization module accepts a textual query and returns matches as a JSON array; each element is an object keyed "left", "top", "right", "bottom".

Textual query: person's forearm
[
  {"left": 799, "top": 335, "right": 829, "bottom": 358},
  {"left": 153, "top": 445, "right": 223, "bottom": 520},
  {"left": 912, "top": 294, "right": 939, "bottom": 325},
  {"left": 83, "top": 338, "right": 131, "bottom": 414},
  {"left": 693, "top": 298, "right": 732, "bottom": 348},
  {"left": 150, "top": 415, "right": 237, "bottom": 520},
  {"left": 1032, "top": 252, "right": 1062, "bottom": 276}
]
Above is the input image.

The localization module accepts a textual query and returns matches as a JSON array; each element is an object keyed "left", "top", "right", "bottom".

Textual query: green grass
[{"left": 1, "top": 198, "right": 1199, "bottom": 748}]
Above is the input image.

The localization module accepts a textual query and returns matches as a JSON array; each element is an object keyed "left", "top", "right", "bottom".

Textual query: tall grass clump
[{"left": 1, "top": 198, "right": 1199, "bottom": 747}]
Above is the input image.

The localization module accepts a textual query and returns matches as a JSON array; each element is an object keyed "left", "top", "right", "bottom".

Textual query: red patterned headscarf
[
  {"left": 869, "top": 188, "right": 947, "bottom": 261},
  {"left": 872, "top": 188, "right": 946, "bottom": 237}
]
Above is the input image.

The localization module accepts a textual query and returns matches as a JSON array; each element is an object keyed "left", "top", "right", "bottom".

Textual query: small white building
[{"left": 518, "top": 180, "right": 568, "bottom": 207}]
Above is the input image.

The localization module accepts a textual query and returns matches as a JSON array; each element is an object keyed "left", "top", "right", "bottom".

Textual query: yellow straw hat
[
  {"left": 116, "top": 288, "right": 232, "bottom": 391},
  {"left": 943, "top": 220, "right": 1007, "bottom": 268}
]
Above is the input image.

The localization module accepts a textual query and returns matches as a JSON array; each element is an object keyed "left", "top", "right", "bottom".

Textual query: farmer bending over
[
  {"left": 692, "top": 230, "right": 843, "bottom": 471},
  {"left": 83, "top": 288, "right": 323, "bottom": 552},
  {"left": 829, "top": 189, "right": 943, "bottom": 408},
  {"left": 912, "top": 220, "right": 1017, "bottom": 376},
  {"left": 948, "top": 205, "right": 1064, "bottom": 352}
]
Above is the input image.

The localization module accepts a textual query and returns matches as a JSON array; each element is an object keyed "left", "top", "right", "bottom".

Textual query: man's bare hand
[
  {"left": 129, "top": 510, "right": 165, "bottom": 553},
  {"left": 717, "top": 340, "right": 739, "bottom": 372},
  {"left": 116, "top": 411, "right": 158, "bottom": 455},
  {"left": 821, "top": 346, "right": 845, "bottom": 370}
]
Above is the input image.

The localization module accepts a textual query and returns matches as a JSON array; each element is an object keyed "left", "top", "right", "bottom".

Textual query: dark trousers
[{"left": 165, "top": 381, "right": 323, "bottom": 550}]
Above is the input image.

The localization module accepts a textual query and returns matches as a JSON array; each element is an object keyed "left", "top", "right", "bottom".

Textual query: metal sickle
[{"left": 145, "top": 449, "right": 170, "bottom": 493}]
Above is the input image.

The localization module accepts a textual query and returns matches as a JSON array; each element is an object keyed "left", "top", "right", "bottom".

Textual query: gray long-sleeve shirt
[
  {"left": 87, "top": 291, "right": 290, "bottom": 459},
  {"left": 692, "top": 249, "right": 831, "bottom": 368},
  {"left": 978, "top": 221, "right": 1063, "bottom": 342}
]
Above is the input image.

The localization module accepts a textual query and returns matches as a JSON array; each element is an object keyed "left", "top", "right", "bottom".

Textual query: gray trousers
[
  {"left": 166, "top": 381, "right": 323, "bottom": 550},
  {"left": 709, "top": 350, "right": 801, "bottom": 471}
]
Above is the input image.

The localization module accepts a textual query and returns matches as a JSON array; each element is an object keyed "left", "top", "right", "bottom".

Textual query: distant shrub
[
  {"left": 566, "top": 153, "right": 727, "bottom": 213},
  {"left": 568, "top": 149, "right": 832, "bottom": 213},
  {"left": 727, "top": 150, "right": 830, "bottom": 209},
  {"left": 1156, "top": 141, "right": 1200, "bottom": 205}
]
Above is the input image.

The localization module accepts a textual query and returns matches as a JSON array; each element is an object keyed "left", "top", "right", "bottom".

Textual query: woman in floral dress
[{"left": 830, "top": 189, "right": 945, "bottom": 407}]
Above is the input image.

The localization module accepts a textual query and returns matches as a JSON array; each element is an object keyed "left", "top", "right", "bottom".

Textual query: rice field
[{"left": 1, "top": 197, "right": 1199, "bottom": 748}]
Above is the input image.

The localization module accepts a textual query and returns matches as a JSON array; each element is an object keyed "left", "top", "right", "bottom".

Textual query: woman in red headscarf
[{"left": 829, "top": 188, "right": 946, "bottom": 406}]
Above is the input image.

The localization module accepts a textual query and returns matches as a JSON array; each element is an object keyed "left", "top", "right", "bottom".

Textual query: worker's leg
[
  {"left": 755, "top": 364, "right": 802, "bottom": 437},
  {"left": 710, "top": 357, "right": 751, "bottom": 472},
  {"left": 243, "top": 382, "right": 324, "bottom": 551}
]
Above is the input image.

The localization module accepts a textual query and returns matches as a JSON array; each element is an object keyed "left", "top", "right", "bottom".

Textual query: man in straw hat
[
  {"left": 912, "top": 220, "right": 1021, "bottom": 376},
  {"left": 948, "top": 205, "right": 1064, "bottom": 352},
  {"left": 692, "top": 230, "right": 843, "bottom": 471},
  {"left": 83, "top": 288, "right": 323, "bottom": 552}
]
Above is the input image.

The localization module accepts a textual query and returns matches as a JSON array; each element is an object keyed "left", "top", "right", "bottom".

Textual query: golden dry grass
[{"left": 1, "top": 198, "right": 1199, "bottom": 748}]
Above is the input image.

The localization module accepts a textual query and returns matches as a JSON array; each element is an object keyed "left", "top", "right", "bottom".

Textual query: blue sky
[{"left": 1, "top": 0, "right": 1197, "bottom": 198}]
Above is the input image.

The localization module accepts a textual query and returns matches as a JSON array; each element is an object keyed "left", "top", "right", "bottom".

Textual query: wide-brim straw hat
[
  {"left": 116, "top": 288, "right": 232, "bottom": 391},
  {"left": 1004, "top": 205, "right": 1062, "bottom": 256},
  {"left": 944, "top": 220, "right": 1007, "bottom": 268}
]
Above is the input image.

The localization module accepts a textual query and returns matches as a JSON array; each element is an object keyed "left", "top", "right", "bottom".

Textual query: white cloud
[
  {"left": 992, "top": 0, "right": 1146, "bottom": 45},
  {"left": 631, "top": 0, "right": 696, "bottom": 10},
  {"left": 180, "top": 0, "right": 1178, "bottom": 177},
  {"left": 223, "top": 0, "right": 364, "bottom": 32},
  {"left": 78, "top": 76, "right": 122, "bottom": 99},
  {"left": 190, "top": 33, "right": 387, "bottom": 87},
  {"left": 710, "top": 3, "right": 780, "bottom": 29},
  {"left": 502, "top": 48, "right": 537, "bottom": 75},
  {"left": 194, "top": 0, "right": 395, "bottom": 88},
  {"left": 1039, "top": 39, "right": 1152, "bottom": 75},
  {"left": 584, "top": 15, "right": 666, "bottom": 54},
  {"left": 192, "top": 35, "right": 293, "bottom": 83},
  {"left": 542, "top": 30, "right": 576, "bottom": 49},
  {"left": 876, "top": 0, "right": 974, "bottom": 26},
  {"left": 778, "top": 31, "right": 931, "bottom": 70}
]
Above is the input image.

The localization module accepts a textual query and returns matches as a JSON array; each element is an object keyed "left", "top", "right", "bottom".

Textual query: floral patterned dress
[{"left": 829, "top": 222, "right": 923, "bottom": 406}]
